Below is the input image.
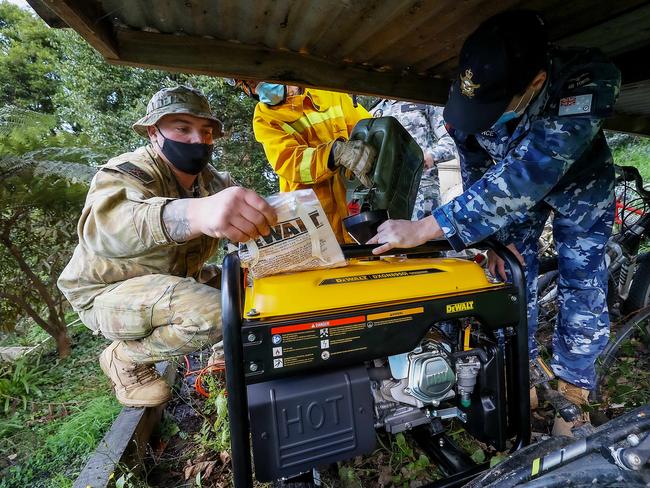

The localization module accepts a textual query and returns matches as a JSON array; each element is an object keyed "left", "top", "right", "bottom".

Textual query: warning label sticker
[
  {"left": 267, "top": 306, "right": 424, "bottom": 370},
  {"left": 367, "top": 307, "right": 424, "bottom": 321}
]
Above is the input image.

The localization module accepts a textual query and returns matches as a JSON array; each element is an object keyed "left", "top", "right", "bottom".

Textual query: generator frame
[{"left": 221, "top": 240, "right": 530, "bottom": 488}]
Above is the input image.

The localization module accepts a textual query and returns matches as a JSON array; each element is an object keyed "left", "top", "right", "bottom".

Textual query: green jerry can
[{"left": 342, "top": 116, "right": 424, "bottom": 243}]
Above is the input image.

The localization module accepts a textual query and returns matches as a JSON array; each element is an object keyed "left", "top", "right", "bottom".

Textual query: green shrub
[{"left": 0, "top": 356, "right": 49, "bottom": 411}]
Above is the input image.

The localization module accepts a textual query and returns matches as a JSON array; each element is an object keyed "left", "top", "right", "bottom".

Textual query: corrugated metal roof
[{"left": 27, "top": 0, "right": 650, "bottom": 134}]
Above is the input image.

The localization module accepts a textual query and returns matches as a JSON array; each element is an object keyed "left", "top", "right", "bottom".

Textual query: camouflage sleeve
[
  {"left": 426, "top": 106, "right": 457, "bottom": 163},
  {"left": 447, "top": 127, "right": 493, "bottom": 190},
  {"left": 78, "top": 169, "right": 176, "bottom": 258},
  {"left": 433, "top": 116, "right": 603, "bottom": 251},
  {"left": 223, "top": 171, "right": 240, "bottom": 188}
]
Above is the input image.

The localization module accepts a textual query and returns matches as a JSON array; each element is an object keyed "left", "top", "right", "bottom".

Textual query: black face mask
[{"left": 155, "top": 126, "right": 213, "bottom": 175}]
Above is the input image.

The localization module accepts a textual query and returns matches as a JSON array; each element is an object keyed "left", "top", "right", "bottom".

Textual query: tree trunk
[
  {"left": 0, "top": 291, "right": 73, "bottom": 358},
  {"left": 55, "top": 328, "right": 72, "bottom": 359},
  {"left": 0, "top": 234, "right": 63, "bottom": 333}
]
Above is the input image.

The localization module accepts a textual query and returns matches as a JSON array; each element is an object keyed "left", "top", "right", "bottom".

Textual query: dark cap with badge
[{"left": 443, "top": 10, "right": 549, "bottom": 134}]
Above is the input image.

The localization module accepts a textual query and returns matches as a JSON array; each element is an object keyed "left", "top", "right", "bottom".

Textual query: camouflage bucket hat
[{"left": 132, "top": 85, "right": 224, "bottom": 138}]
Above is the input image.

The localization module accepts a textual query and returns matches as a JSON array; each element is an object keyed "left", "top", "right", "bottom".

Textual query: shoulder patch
[
  {"left": 401, "top": 103, "right": 426, "bottom": 113},
  {"left": 115, "top": 162, "right": 154, "bottom": 184},
  {"left": 558, "top": 94, "right": 593, "bottom": 116},
  {"left": 564, "top": 71, "right": 592, "bottom": 91}
]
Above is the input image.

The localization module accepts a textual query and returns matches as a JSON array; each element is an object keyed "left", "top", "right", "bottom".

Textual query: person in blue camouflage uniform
[
  {"left": 368, "top": 11, "right": 621, "bottom": 435},
  {"left": 370, "top": 101, "right": 457, "bottom": 219}
]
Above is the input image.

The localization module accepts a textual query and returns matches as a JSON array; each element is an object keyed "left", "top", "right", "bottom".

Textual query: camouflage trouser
[
  {"left": 508, "top": 200, "right": 614, "bottom": 389},
  {"left": 412, "top": 167, "right": 441, "bottom": 220},
  {"left": 79, "top": 274, "right": 221, "bottom": 364}
]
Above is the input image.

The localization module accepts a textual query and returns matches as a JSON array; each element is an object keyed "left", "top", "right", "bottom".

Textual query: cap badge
[{"left": 460, "top": 69, "right": 480, "bottom": 98}]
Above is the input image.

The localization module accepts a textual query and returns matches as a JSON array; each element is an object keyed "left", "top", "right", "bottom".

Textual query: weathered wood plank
[
  {"left": 109, "top": 29, "right": 451, "bottom": 105},
  {"left": 25, "top": 0, "right": 68, "bottom": 28},
  {"left": 612, "top": 46, "right": 650, "bottom": 85},
  {"left": 38, "top": 0, "right": 118, "bottom": 58},
  {"left": 606, "top": 114, "right": 650, "bottom": 136}
]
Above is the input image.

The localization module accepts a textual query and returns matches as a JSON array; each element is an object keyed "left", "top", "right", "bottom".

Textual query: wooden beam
[
  {"left": 605, "top": 113, "right": 650, "bottom": 136},
  {"left": 39, "top": 0, "right": 118, "bottom": 58},
  {"left": 25, "top": 0, "right": 68, "bottom": 28},
  {"left": 108, "top": 29, "right": 450, "bottom": 105},
  {"left": 612, "top": 45, "right": 650, "bottom": 85}
]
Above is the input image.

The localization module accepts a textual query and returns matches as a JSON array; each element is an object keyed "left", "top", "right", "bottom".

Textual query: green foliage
[
  {"left": 43, "top": 395, "right": 121, "bottom": 457},
  {"left": 0, "top": 396, "right": 121, "bottom": 488},
  {"left": 0, "top": 328, "right": 120, "bottom": 487},
  {"left": 0, "top": 161, "right": 87, "bottom": 339},
  {"left": 0, "top": 416, "right": 22, "bottom": 439},
  {"left": 2, "top": 4, "right": 277, "bottom": 198},
  {"left": 470, "top": 447, "right": 486, "bottom": 463},
  {"left": 338, "top": 464, "right": 363, "bottom": 488},
  {"left": 158, "top": 411, "right": 181, "bottom": 443},
  {"left": 52, "top": 28, "right": 172, "bottom": 152},
  {"left": 610, "top": 133, "right": 650, "bottom": 181},
  {"left": 0, "top": 356, "right": 48, "bottom": 412},
  {"left": 113, "top": 471, "right": 150, "bottom": 488},
  {"left": 388, "top": 433, "right": 433, "bottom": 486},
  {"left": 0, "top": 104, "right": 103, "bottom": 353},
  {"left": 194, "top": 375, "right": 230, "bottom": 453},
  {"left": 0, "top": 2, "right": 61, "bottom": 113},
  {"left": 602, "top": 333, "right": 650, "bottom": 409},
  {"left": 489, "top": 453, "right": 508, "bottom": 468}
]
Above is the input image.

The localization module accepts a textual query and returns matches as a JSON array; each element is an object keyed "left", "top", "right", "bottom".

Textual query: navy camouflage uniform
[
  {"left": 371, "top": 101, "right": 457, "bottom": 219},
  {"left": 433, "top": 48, "right": 621, "bottom": 388}
]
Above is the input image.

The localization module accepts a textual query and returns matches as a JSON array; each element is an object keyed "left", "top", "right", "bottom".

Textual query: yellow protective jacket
[{"left": 253, "top": 89, "right": 370, "bottom": 241}]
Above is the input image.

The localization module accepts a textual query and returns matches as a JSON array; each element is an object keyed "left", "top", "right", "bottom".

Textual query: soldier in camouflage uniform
[
  {"left": 368, "top": 12, "right": 621, "bottom": 435},
  {"left": 58, "top": 86, "right": 276, "bottom": 407},
  {"left": 370, "top": 101, "right": 457, "bottom": 219}
]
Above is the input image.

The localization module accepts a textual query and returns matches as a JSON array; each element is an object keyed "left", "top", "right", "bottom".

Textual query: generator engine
[{"left": 371, "top": 338, "right": 456, "bottom": 430}]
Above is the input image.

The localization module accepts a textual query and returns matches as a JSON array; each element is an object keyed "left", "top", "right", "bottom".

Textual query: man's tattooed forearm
[{"left": 163, "top": 200, "right": 192, "bottom": 242}]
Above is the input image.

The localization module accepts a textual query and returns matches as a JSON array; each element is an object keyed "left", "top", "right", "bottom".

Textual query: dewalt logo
[{"left": 446, "top": 301, "right": 474, "bottom": 314}]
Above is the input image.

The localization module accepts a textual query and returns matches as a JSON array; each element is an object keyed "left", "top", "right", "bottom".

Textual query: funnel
[{"left": 343, "top": 209, "right": 388, "bottom": 244}]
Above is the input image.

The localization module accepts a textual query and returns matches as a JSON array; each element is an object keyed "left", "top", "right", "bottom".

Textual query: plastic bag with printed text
[{"left": 238, "top": 189, "right": 346, "bottom": 278}]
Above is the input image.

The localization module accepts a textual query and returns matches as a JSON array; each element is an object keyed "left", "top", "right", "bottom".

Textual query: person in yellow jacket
[{"left": 230, "top": 81, "right": 376, "bottom": 241}]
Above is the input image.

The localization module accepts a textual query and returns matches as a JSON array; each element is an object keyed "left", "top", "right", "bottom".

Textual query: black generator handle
[
  {"left": 340, "top": 240, "right": 453, "bottom": 258},
  {"left": 222, "top": 251, "right": 252, "bottom": 488},
  {"left": 482, "top": 239, "right": 531, "bottom": 450}
]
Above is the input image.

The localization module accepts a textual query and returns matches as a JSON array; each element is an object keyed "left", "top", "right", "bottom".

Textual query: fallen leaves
[
  {"left": 184, "top": 460, "right": 217, "bottom": 481},
  {"left": 183, "top": 450, "right": 231, "bottom": 481}
]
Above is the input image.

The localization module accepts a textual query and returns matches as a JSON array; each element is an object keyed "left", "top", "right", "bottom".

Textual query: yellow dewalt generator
[{"left": 222, "top": 118, "right": 530, "bottom": 488}]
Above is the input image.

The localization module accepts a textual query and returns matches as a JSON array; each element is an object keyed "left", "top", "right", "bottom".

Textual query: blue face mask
[
  {"left": 495, "top": 111, "right": 519, "bottom": 125},
  {"left": 494, "top": 85, "right": 538, "bottom": 126},
  {"left": 256, "top": 83, "right": 286, "bottom": 106}
]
